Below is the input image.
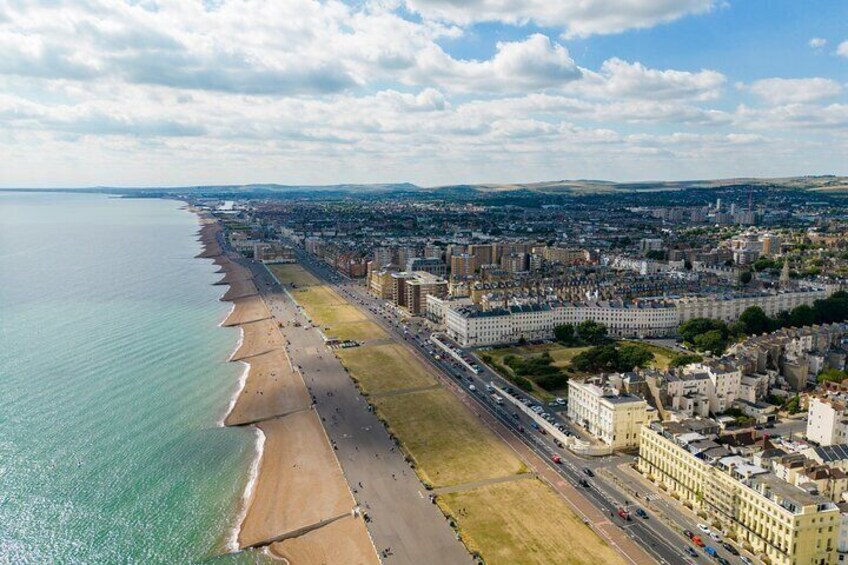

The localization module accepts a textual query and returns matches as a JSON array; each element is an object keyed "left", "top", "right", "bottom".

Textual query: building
[
  {"left": 406, "top": 257, "right": 447, "bottom": 277},
  {"left": 445, "top": 299, "right": 679, "bottom": 347},
  {"left": 404, "top": 272, "right": 448, "bottom": 315},
  {"left": 639, "top": 419, "right": 840, "bottom": 565},
  {"left": 451, "top": 253, "right": 475, "bottom": 277},
  {"left": 808, "top": 395, "right": 848, "bottom": 447},
  {"left": 674, "top": 288, "right": 829, "bottom": 324},
  {"left": 567, "top": 378, "right": 648, "bottom": 449}
]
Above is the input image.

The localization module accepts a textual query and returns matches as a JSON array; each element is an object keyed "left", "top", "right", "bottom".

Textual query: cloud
[
  {"left": 579, "top": 58, "right": 726, "bottom": 101},
  {"left": 402, "top": 0, "right": 719, "bottom": 37},
  {"left": 838, "top": 41, "right": 848, "bottom": 58},
  {"left": 408, "top": 33, "right": 581, "bottom": 92},
  {"left": 809, "top": 37, "right": 827, "bottom": 49},
  {"left": 746, "top": 78, "right": 843, "bottom": 105}
]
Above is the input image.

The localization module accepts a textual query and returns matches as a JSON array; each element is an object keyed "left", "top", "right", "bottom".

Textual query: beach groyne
[{"left": 194, "top": 212, "right": 377, "bottom": 564}]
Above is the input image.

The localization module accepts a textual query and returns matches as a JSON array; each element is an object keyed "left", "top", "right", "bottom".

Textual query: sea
[{"left": 0, "top": 192, "right": 271, "bottom": 564}]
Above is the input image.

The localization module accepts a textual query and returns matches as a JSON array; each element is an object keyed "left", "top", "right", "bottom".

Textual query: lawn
[
  {"left": 269, "top": 263, "right": 321, "bottom": 288},
  {"left": 438, "top": 479, "right": 625, "bottom": 565},
  {"left": 271, "top": 265, "right": 386, "bottom": 341},
  {"left": 484, "top": 343, "right": 587, "bottom": 398},
  {"left": 373, "top": 388, "right": 526, "bottom": 488},
  {"left": 336, "top": 343, "right": 437, "bottom": 394}
]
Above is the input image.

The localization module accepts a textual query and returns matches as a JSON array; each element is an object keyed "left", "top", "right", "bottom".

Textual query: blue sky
[{"left": 0, "top": 0, "right": 846, "bottom": 187}]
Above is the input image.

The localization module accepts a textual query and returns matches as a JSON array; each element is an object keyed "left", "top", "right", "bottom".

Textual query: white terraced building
[{"left": 443, "top": 287, "right": 831, "bottom": 348}]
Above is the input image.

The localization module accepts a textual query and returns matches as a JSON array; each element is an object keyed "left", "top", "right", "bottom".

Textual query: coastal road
[{"left": 246, "top": 261, "right": 472, "bottom": 565}]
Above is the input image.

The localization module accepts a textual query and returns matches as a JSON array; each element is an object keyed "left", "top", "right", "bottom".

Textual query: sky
[{"left": 0, "top": 0, "right": 846, "bottom": 188}]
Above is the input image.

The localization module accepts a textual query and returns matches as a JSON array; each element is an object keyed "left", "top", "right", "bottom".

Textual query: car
[
  {"left": 517, "top": 425, "right": 525, "bottom": 433},
  {"left": 684, "top": 529, "right": 694, "bottom": 539},
  {"left": 617, "top": 507, "right": 631, "bottom": 521},
  {"left": 635, "top": 508, "right": 648, "bottom": 519},
  {"left": 691, "top": 536, "right": 705, "bottom": 547},
  {"left": 721, "top": 542, "right": 738, "bottom": 556},
  {"left": 579, "top": 478, "right": 590, "bottom": 488},
  {"left": 704, "top": 546, "right": 716, "bottom": 557},
  {"left": 553, "top": 439, "right": 563, "bottom": 448},
  {"left": 531, "top": 421, "right": 540, "bottom": 430},
  {"left": 551, "top": 454, "right": 562, "bottom": 464},
  {"left": 697, "top": 523, "right": 711, "bottom": 534},
  {"left": 715, "top": 557, "right": 730, "bottom": 565},
  {"left": 709, "top": 531, "right": 722, "bottom": 542},
  {"left": 511, "top": 412, "right": 520, "bottom": 420},
  {"left": 583, "top": 467, "right": 594, "bottom": 477},
  {"left": 684, "top": 547, "right": 698, "bottom": 558},
  {"left": 468, "top": 384, "right": 477, "bottom": 392},
  {"left": 740, "top": 557, "right": 752, "bottom": 565}
]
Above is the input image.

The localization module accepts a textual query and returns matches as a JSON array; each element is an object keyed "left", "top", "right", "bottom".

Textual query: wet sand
[
  {"left": 238, "top": 411, "right": 356, "bottom": 549},
  {"left": 229, "top": 319, "right": 286, "bottom": 362},
  {"left": 224, "top": 350, "right": 311, "bottom": 426}
]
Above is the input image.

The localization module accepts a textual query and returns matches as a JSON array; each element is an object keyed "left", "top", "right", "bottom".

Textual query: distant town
[{"left": 181, "top": 178, "right": 848, "bottom": 565}]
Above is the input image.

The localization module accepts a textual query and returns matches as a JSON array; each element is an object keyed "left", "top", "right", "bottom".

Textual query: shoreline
[{"left": 192, "top": 209, "right": 376, "bottom": 564}]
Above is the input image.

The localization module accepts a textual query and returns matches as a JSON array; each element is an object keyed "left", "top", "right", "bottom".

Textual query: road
[
  {"left": 287, "top": 245, "right": 759, "bottom": 565},
  {"left": 238, "top": 251, "right": 473, "bottom": 564}
]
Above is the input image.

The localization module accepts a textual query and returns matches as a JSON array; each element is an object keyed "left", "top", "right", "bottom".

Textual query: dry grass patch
[
  {"left": 374, "top": 388, "right": 525, "bottom": 488},
  {"left": 269, "top": 264, "right": 321, "bottom": 288},
  {"left": 438, "top": 479, "right": 625, "bottom": 565},
  {"left": 337, "top": 344, "right": 437, "bottom": 394}
]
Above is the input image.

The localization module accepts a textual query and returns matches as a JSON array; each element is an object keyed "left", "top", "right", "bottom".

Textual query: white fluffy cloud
[
  {"left": 402, "top": 0, "right": 718, "bottom": 37},
  {"left": 580, "top": 58, "right": 726, "bottom": 101},
  {"left": 838, "top": 41, "right": 848, "bottom": 58},
  {"left": 747, "top": 78, "right": 843, "bottom": 105},
  {"left": 809, "top": 38, "right": 827, "bottom": 49},
  {"left": 0, "top": 0, "right": 845, "bottom": 187}
]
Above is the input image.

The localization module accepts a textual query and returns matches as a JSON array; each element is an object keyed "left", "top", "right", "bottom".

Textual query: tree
[
  {"left": 817, "top": 368, "right": 848, "bottom": 384},
  {"left": 738, "top": 306, "right": 770, "bottom": 335},
  {"left": 739, "top": 270, "right": 753, "bottom": 285},
  {"left": 679, "top": 318, "right": 728, "bottom": 344},
  {"left": 645, "top": 250, "right": 665, "bottom": 260},
  {"left": 669, "top": 353, "right": 703, "bottom": 368},
  {"left": 693, "top": 329, "right": 728, "bottom": 355},
  {"left": 617, "top": 344, "right": 654, "bottom": 371},
  {"left": 553, "top": 324, "right": 576, "bottom": 345},
  {"left": 576, "top": 320, "right": 609, "bottom": 345},
  {"left": 788, "top": 304, "right": 816, "bottom": 328}
]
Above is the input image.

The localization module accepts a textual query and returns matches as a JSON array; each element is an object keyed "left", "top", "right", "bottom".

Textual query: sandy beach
[
  {"left": 221, "top": 295, "right": 271, "bottom": 327},
  {"left": 221, "top": 278, "right": 259, "bottom": 301},
  {"left": 194, "top": 213, "right": 377, "bottom": 563},
  {"left": 224, "top": 350, "right": 311, "bottom": 426},
  {"left": 269, "top": 514, "right": 380, "bottom": 565},
  {"left": 239, "top": 411, "right": 356, "bottom": 548},
  {"left": 229, "top": 319, "right": 286, "bottom": 362}
]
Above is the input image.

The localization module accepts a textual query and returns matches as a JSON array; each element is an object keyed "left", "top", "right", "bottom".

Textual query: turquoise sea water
[{"left": 0, "top": 193, "right": 268, "bottom": 564}]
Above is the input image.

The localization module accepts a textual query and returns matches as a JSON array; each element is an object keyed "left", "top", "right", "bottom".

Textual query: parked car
[
  {"left": 583, "top": 467, "right": 594, "bottom": 477},
  {"left": 697, "top": 523, "right": 711, "bottom": 534},
  {"left": 721, "top": 542, "right": 739, "bottom": 556}
]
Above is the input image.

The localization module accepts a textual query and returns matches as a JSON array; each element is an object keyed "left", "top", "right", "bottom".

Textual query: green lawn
[
  {"left": 373, "top": 388, "right": 526, "bottom": 488},
  {"left": 336, "top": 343, "right": 437, "bottom": 394},
  {"left": 438, "top": 479, "right": 625, "bottom": 565}
]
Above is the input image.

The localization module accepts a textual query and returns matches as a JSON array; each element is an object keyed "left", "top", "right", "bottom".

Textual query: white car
[
  {"left": 697, "top": 523, "right": 711, "bottom": 534},
  {"left": 709, "top": 531, "right": 722, "bottom": 542}
]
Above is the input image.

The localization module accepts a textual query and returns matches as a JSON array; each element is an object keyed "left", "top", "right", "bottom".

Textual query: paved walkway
[{"left": 251, "top": 263, "right": 473, "bottom": 565}]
